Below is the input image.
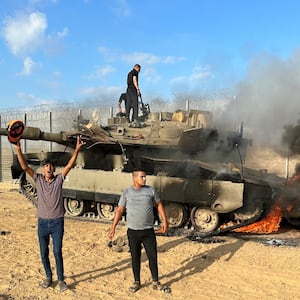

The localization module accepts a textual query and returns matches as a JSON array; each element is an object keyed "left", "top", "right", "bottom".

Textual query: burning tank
[{"left": 0, "top": 105, "right": 289, "bottom": 234}]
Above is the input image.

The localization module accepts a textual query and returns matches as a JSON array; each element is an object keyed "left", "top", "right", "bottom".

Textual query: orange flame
[{"left": 233, "top": 203, "right": 282, "bottom": 234}]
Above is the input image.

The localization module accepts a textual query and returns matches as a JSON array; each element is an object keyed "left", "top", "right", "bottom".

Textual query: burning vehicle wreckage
[{"left": 1, "top": 102, "right": 300, "bottom": 237}]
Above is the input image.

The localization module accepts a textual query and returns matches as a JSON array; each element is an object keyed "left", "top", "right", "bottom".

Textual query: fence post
[
  {"left": 24, "top": 113, "right": 27, "bottom": 153},
  {"left": 49, "top": 111, "right": 53, "bottom": 152},
  {"left": 0, "top": 114, "right": 2, "bottom": 182}
]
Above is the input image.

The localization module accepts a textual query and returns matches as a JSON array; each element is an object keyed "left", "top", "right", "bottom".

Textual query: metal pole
[
  {"left": 78, "top": 109, "right": 82, "bottom": 130},
  {"left": 49, "top": 111, "right": 53, "bottom": 152},
  {"left": 24, "top": 113, "right": 27, "bottom": 153},
  {"left": 0, "top": 114, "right": 2, "bottom": 182},
  {"left": 285, "top": 150, "right": 290, "bottom": 179},
  {"left": 185, "top": 100, "right": 189, "bottom": 112}
]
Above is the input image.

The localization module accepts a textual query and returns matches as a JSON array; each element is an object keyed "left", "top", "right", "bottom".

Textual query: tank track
[{"left": 193, "top": 211, "right": 263, "bottom": 238}]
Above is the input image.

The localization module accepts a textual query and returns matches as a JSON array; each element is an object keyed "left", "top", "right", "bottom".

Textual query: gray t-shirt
[
  {"left": 34, "top": 173, "right": 65, "bottom": 219},
  {"left": 119, "top": 185, "right": 160, "bottom": 230}
]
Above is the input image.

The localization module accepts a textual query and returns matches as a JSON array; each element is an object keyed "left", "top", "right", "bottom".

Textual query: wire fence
[
  {"left": 0, "top": 102, "right": 114, "bottom": 181},
  {"left": 0, "top": 102, "right": 114, "bottom": 152}
]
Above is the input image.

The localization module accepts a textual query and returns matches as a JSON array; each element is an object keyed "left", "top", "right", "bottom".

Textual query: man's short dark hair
[
  {"left": 40, "top": 159, "right": 55, "bottom": 167},
  {"left": 132, "top": 167, "right": 145, "bottom": 173}
]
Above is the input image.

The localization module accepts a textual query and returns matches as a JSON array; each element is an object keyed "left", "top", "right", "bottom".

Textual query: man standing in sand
[
  {"left": 108, "top": 168, "right": 171, "bottom": 293},
  {"left": 14, "top": 136, "right": 85, "bottom": 292}
]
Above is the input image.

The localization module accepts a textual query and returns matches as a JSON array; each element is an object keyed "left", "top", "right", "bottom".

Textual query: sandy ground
[{"left": 1, "top": 146, "right": 300, "bottom": 300}]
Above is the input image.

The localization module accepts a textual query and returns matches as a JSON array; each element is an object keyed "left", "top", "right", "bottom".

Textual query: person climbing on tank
[
  {"left": 116, "top": 92, "right": 127, "bottom": 117},
  {"left": 14, "top": 136, "right": 85, "bottom": 292},
  {"left": 108, "top": 168, "right": 171, "bottom": 294}
]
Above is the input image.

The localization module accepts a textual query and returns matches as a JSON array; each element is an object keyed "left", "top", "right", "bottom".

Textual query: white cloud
[
  {"left": 17, "top": 56, "right": 40, "bottom": 76},
  {"left": 97, "top": 46, "right": 185, "bottom": 69},
  {"left": 80, "top": 85, "right": 119, "bottom": 98},
  {"left": 97, "top": 47, "right": 161, "bottom": 66},
  {"left": 17, "top": 91, "right": 55, "bottom": 106},
  {"left": 163, "top": 56, "right": 186, "bottom": 64},
  {"left": 122, "top": 52, "right": 160, "bottom": 66},
  {"left": 142, "top": 67, "right": 161, "bottom": 84},
  {"left": 111, "top": 0, "right": 131, "bottom": 17},
  {"left": 79, "top": 86, "right": 121, "bottom": 106},
  {"left": 169, "top": 76, "right": 186, "bottom": 85},
  {"left": 57, "top": 27, "right": 68, "bottom": 38},
  {"left": 190, "top": 65, "right": 213, "bottom": 81},
  {"left": 28, "top": 0, "right": 59, "bottom": 5},
  {"left": 3, "top": 11, "right": 47, "bottom": 56},
  {"left": 85, "top": 65, "right": 115, "bottom": 80},
  {"left": 2, "top": 10, "right": 68, "bottom": 58},
  {"left": 95, "top": 65, "right": 115, "bottom": 78},
  {"left": 170, "top": 65, "right": 213, "bottom": 85}
]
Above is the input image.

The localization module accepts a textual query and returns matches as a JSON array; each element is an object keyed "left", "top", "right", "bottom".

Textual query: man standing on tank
[
  {"left": 126, "top": 64, "right": 141, "bottom": 123},
  {"left": 14, "top": 136, "right": 85, "bottom": 292}
]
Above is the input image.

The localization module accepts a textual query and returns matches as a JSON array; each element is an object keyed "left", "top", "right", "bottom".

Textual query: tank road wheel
[
  {"left": 164, "top": 203, "right": 188, "bottom": 228},
  {"left": 233, "top": 199, "right": 263, "bottom": 222},
  {"left": 96, "top": 203, "right": 116, "bottom": 221},
  {"left": 234, "top": 207, "right": 263, "bottom": 222},
  {"left": 190, "top": 207, "right": 219, "bottom": 233},
  {"left": 64, "top": 198, "right": 86, "bottom": 216}
]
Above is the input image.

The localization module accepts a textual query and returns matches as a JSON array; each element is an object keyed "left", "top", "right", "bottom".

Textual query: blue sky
[{"left": 1, "top": 0, "right": 300, "bottom": 132}]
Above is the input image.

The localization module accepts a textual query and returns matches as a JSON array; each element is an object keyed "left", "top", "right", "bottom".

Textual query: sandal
[
  {"left": 152, "top": 281, "right": 171, "bottom": 293},
  {"left": 129, "top": 281, "right": 141, "bottom": 293},
  {"left": 40, "top": 278, "right": 52, "bottom": 288},
  {"left": 58, "top": 281, "right": 68, "bottom": 292}
]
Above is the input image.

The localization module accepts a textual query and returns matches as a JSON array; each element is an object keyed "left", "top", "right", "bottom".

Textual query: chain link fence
[{"left": 0, "top": 102, "right": 114, "bottom": 181}]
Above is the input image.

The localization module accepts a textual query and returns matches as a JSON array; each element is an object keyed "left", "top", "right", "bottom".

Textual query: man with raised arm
[{"left": 14, "top": 136, "right": 85, "bottom": 292}]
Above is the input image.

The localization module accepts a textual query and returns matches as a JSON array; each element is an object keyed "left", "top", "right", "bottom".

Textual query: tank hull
[{"left": 17, "top": 153, "right": 273, "bottom": 233}]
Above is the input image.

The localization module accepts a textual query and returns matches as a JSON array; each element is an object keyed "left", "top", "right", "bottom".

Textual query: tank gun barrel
[
  {"left": 0, "top": 125, "right": 119, "bottom": 150},
  {"left": 0, "top": 126, "right": 69, "bottom": 146}
]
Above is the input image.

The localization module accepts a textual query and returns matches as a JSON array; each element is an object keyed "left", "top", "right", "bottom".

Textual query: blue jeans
[{"left": 38, "top": 217, "right": 64, "bottom": 281}]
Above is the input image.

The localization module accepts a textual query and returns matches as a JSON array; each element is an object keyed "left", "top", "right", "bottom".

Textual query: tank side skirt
[{"left": 18, "top": 169, "right": 269, "bottom": 235}]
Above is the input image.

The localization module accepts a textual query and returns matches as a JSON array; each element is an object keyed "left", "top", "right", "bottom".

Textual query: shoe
[
  {"left": 40, "top": 278, "right": 52, "bottom": 288},
  {"left": 152, "top": 281, "right": 171, "bottom": 293},
  {"left": 58, "top": 281, "right": 68, "bottom": 292},
  {"left": 129, "top": 281, "right": 140, "bottom": 293}
]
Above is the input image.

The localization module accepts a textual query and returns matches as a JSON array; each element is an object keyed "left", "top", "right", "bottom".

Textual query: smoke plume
[{"left": 220, "top": 50, "right": 300, "bottom": 151}]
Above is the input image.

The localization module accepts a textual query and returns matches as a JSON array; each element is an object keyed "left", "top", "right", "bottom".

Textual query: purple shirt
[{"left": 34, "top": 173, "right": 65, "bottom": 219}]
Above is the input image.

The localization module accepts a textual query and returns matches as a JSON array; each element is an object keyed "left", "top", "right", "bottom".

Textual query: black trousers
[
  {"left": 126, "top": 88, "right": 138, "bottom": 122},
  {"left": 127, "top": 228, "right": 158, "bottom": 282}
]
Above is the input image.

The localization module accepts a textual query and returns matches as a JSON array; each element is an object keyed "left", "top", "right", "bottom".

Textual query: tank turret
[{"left": 0, "top": 108, "right": 251, "bottom": 171}]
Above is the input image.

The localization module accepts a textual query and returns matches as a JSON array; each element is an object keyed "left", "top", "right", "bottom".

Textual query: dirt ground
[
  {"left": 1, "top": 146, "right": 300, "bottom": 300},
  {"left": 1, "top": 186, "right": 300, "bottom": 300}
]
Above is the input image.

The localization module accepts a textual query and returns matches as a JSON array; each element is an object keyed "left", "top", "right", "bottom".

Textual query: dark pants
[
  {"left": 127, "top": 228, "right": 158, "bottom": 283},
  {"left": 126, "top": 88, "right": 138, "bottom": 122},
  {"left": 38, "top": 217, "right": 64, "bottom": 281}
]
